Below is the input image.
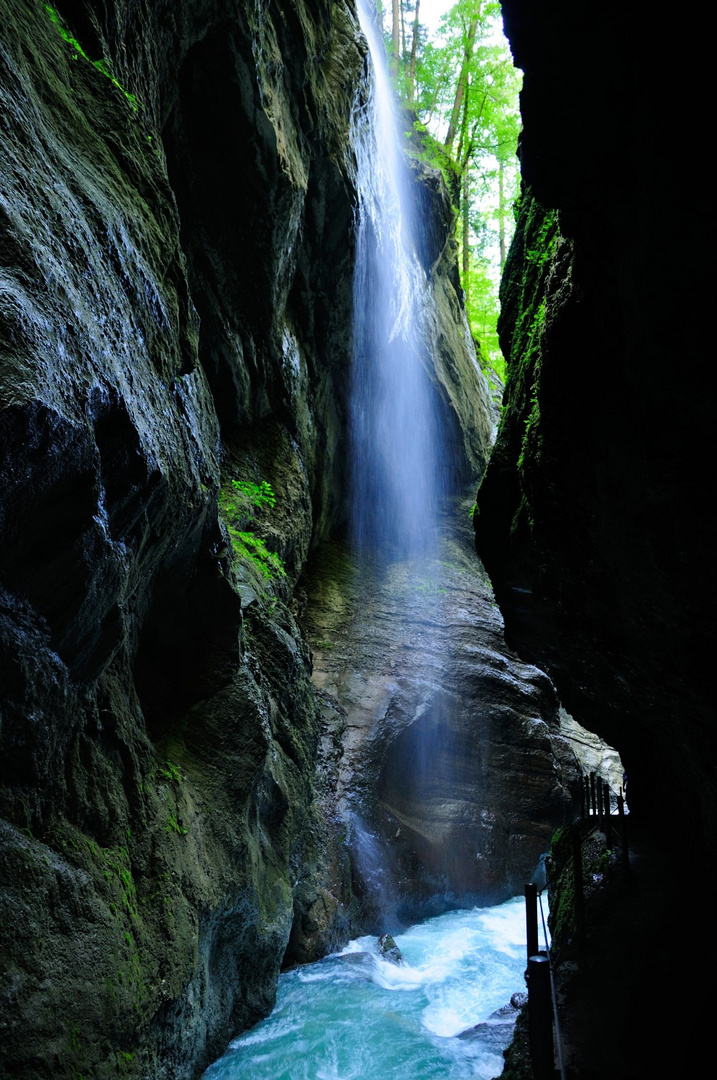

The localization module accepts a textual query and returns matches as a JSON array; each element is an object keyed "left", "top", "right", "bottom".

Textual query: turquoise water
[{"left": 204, "top": 896, "right": 530, "bottom": 1080}]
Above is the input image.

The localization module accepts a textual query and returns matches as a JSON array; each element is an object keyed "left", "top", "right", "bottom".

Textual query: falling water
[
  {"left": 346, "top": 0, "right": 462, "bottom": 931},
  {"left": 350, "top": 0, "right": 447, "bottom": 557},
  {"left": 201, "top": 11, "right": 531, "bottom": 1078}
]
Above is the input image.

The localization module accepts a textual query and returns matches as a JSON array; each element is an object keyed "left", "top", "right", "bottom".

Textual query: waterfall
[
  {"left": 350, "top": 0, "right": 446, "bottom": 558},
  {"left": 345, "top": 0, "right": 463, "bottom": 928}
]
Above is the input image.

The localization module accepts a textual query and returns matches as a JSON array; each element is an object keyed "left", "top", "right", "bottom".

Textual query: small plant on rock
[{"left": 219, "top": 477, "right": 286, "bottom": 584}]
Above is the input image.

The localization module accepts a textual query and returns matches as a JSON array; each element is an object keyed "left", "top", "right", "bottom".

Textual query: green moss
[
  {"left": 413, "top": 574, "right": 448, "bottom": 596},
  {"left": 405, "top": 118, "right": 460, "bottom": 202},
  {"left": 43, "top": 4, "right": 141, "bottom": 111},
  {"left": 547, "top": 825, "right": 577, "bottom": 946},
  {"left": 40, "top": 825, "right": 151, "bottom": 1065},
  {"left": 47, "top": 825, "right": 139, "bottom": 921},
  {"left": 157, "top": 759, "right": 183, "bottom": 785},
  {"left": 499, "top": 193, "right": 560, "bottom": 405},
  {"left": 481, "top": 187, "right": 567, "bottom": 536},
  {"left": 499, "top": 1007, "right": 531, "bottom": 1080},
  {"left": 547, "top": 825, "right": 619, "bottom": 954},
  {"left": 524, "top": 208, "right": 559, "bottom": 268},
  {"left": 231, "top": 529, "right": 286, "bottom": 581},
  {"left": 165, "top": 812, "right": 188, "bottom": 837},
  {"left": 63, "top": 1025, "right": 91, "bottom": 1080},
  {"left": 102, "top": 845, "right": 138, "bottom": 919},
  {"left": 154, "top": 758, "right": 190, "bottom": 837}
]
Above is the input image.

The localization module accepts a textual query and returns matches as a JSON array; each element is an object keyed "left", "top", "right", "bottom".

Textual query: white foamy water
[{"left": 204, "top": 895, "right": 531, "bottom": 1079}]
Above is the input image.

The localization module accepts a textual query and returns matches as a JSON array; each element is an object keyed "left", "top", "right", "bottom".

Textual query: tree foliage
[{"left": 380, "top": 0, "right": 522, "bottom": 378}]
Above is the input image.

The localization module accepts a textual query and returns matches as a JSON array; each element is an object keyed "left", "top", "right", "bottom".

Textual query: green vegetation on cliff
[
  {"left": 219, "top": 478, "right": 287, "bottom": 585},
  {"left": 1, "top": 0, "right": 370, "bottom": 1074},
  {"left": 43, "top": 4, "right": 141, "bottom": 112},
  {"left": 477, "top": 188, "right": 569, "bottom": 538}
]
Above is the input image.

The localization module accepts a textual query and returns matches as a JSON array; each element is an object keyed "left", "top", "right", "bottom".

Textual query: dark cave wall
[
  {"left": 473, "top": 5, "right": 716, "bottom": 1077},
  {"left": 476, "top": 2, "right": 715, "bottom": 856}
]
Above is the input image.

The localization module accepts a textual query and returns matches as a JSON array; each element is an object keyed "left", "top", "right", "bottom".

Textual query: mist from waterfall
[{"left": 350, "top": 0, "right": 446, "bottom": 558}]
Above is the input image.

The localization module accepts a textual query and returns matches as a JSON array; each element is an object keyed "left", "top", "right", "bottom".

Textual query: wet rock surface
[
  {"left": 476, "top": 0, "right": 715, "bottom": 859},
  {"left": 377, "top": 933, "right": 403, "bottom": 964},
  {"left": 301, "top": 498, "right": 577, "bottom": 925},
  {"left": 457, "top": 1000, "right": 521, "bottom": 1046},
  {"left": 0, "top": 0, "right": 586, "bottom": 1076},
  {"left": 1, "top": 1, "right": 364, "bottom": 1076}
]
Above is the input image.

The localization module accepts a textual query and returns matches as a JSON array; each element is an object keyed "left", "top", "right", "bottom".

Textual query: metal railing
[{"left": 523, "top": 774, "right": 631, "bottom": 1078}]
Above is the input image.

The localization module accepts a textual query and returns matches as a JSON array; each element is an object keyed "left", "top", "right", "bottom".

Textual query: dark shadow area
[{"left": 134, "top": 541, "right": 242, "bottom": 739}]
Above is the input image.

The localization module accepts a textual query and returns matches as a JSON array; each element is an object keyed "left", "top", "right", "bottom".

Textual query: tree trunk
[
  {"left": 444, "top": 14, "right": 479, "bottom": 152},
  {"left": 392, "top": 0, "right": 400, "bottom": 74},
  {"left": 409, "top": 0, "right": 421, "bottom": 102},
  {"left": 400, "top": 0, "right": 406, "bottom": 62},
  {"left": 462, "top": 168, "right": 470, "bottom": 292},
  {"left": 498, "top": 158, "right": 506, "bottom": 270}
]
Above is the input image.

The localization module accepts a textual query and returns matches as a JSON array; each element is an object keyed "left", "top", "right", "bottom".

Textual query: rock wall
[
  {"left": 476, "top": 0, "right": 715, "bottom": 859},
  {"left": 0, "top": 1, "right": 592, "bottom": 1076},
  {"left": 475, "top": 1, "right": 714, "bottom": 1075},
  {"left": 0, "top": 1, "right": 509, "bottom": 1077},
  {"left": 301, "top": 506, "right": 577, "bottom": 927},
  {"left": 1, "top": 2, "right": 365, "bottom": 1076}
]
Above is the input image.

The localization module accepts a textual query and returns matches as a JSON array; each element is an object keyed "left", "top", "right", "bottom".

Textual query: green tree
[{"left": 384, "top": 0, "right": 522, "bottom": 377}]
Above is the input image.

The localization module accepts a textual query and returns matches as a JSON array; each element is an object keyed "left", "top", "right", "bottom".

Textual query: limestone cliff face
[
  {"left": 0, "top": 1, "right": 572, "bottom": 1077},
  {"left": 407, "top": 153, "right": 496, "bottom": 479},
  {"left": 1, "top": 2, "right": 364, "bottom": 1076},
  {"left": 0, "top": 1, "right": 504, "bottom": 1076},
  {"left": 301, "top": 510, "right": 577, "bottom": 926}
]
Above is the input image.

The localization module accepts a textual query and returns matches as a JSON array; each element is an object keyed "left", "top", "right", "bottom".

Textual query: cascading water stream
[
  {"left": 345, "top": 0, "right": 468, "bottom": 931},
  {"left": 204, "top": 895, "right": 535, "bottom": 1079},
  {"left": 350, "top": 0, "right": 449, "bottom": 558}
]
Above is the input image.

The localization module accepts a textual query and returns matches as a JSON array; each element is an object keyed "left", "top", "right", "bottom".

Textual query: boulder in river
[{"left": 378, "top": 933, "right": 403, "bottom": 964}]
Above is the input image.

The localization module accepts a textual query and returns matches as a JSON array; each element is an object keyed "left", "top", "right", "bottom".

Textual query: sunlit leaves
[{"left": 385, "top": 0, "right": 521, "bottom": 377}]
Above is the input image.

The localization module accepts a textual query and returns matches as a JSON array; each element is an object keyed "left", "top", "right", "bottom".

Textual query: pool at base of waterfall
[{"left": 204, "top": 895, "right": 538, "bottom": 1079}]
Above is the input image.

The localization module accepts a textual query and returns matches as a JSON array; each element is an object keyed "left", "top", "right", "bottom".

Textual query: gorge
[{"left": 1, "top": 2, "right": 713, "bottom": 1079}]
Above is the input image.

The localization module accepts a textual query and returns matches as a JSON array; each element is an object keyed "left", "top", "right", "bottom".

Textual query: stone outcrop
[
  {"left": 0, "top": 1, "right": 582, "bottom": 1076},
  {"left": 477, "top": 1, "right": 714, "bottom": 854},
  {"left": 407, "top": 153, "right": 496, "bottom": 480},
  {"left": 377, "top": 932, "right": 403, "bottom": 963},
  {"left": 301, "top": 503, "right": 577, "bottom": 927}
]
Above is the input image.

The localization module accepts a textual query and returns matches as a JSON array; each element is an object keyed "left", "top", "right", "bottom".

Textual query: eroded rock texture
[
  {"left": 0, "top": 0, "right": 586, "bottom": 1076},
  {"left": 1, "top": 1, "right": 365, "bottom": 1076},
  {"left": 476, "top": 1, "right": 714, "bottom": 1075},
  {"left": 479, "top": 0, "right": 714, "bottom": 844},
  {"left": 301, "top": 504, "right": 576, "bottom": 926}
]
